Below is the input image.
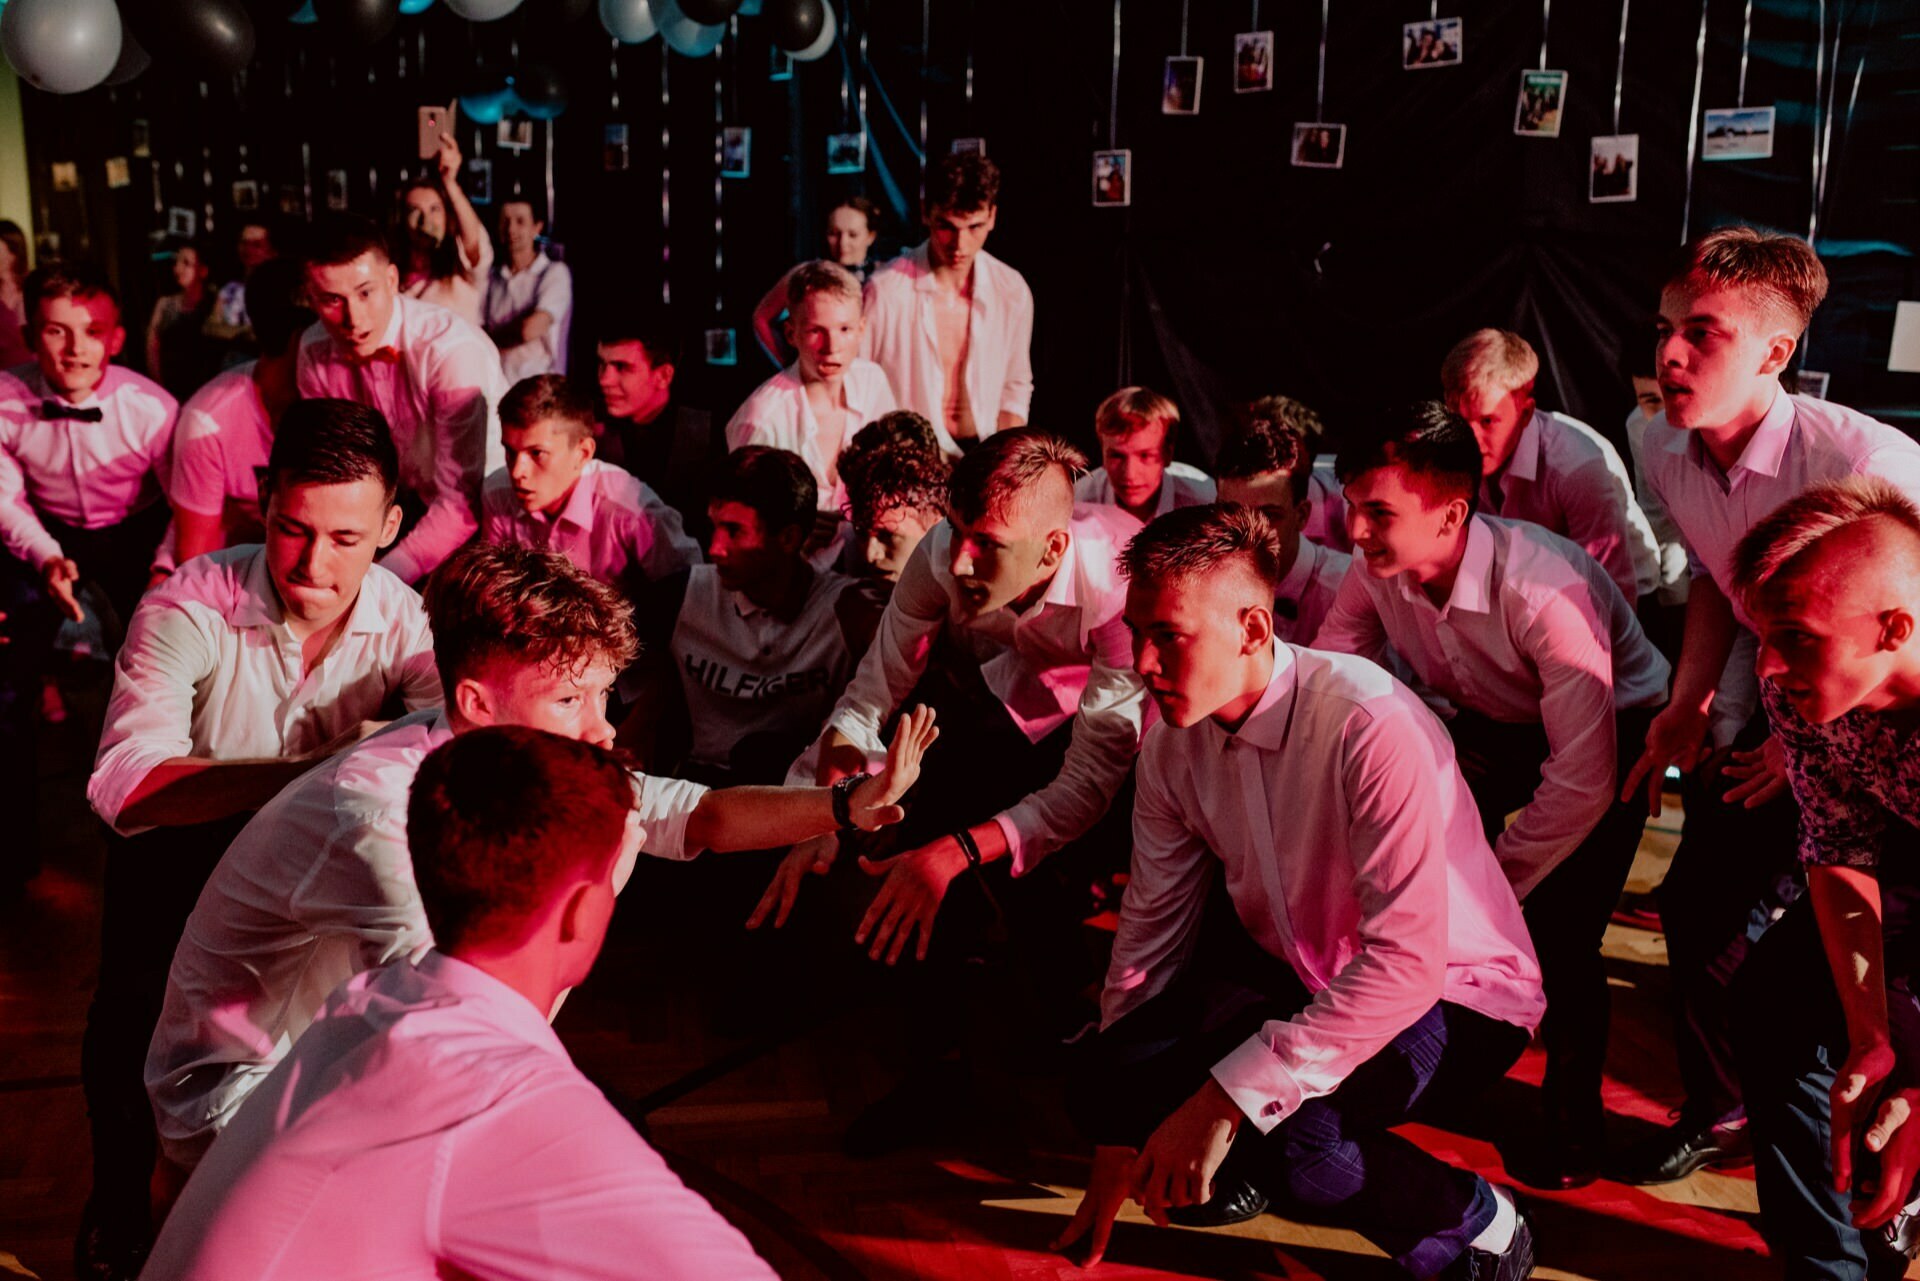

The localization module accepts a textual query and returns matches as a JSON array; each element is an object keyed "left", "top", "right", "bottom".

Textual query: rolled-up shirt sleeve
[
  {"left": 0, "top": 439, "right": 62, "bottom": 568},
  {"left": 1100, "top": 735, "right": 1214, "bottom": 1029},
  {"left": 88, "top": 599, "right": 217, "bottom": 835},
  {"left": 822, "top": 532, "right": 949, "bottom": 759},
  {"left": 1210, "top": 708, "right": 1451, "bottom": 1133},
  {"left": 382, "top": 345, "right": 493, "bottom": 584},
  {"left": 633, "top": 772, "right": 712, "bottom": 860},
  {"left": 994, "top": 609, "right": 1147, "bottom": 874}
]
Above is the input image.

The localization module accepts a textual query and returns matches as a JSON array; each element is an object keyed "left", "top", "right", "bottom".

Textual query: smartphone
[{"left": 417, "top": 103, "right": 456, "bottom": 161}]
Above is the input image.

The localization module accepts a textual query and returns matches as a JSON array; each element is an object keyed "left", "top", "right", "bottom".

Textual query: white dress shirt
[
  {"left": 809, "top": 507, "right": 1149, "bottom": 873},
  {"left": 146, "top": 707, "right": 711, "bottom": 1166},
  {"left": 1641, "top": 388, "right": 1920, "bottom": 630},
  {"left": 1303, "top": 459, "right": 1351, "bottom": 553},
  {"left": 1479, "top": 409, "right": 1661, "bottom": 603},
  {"left": 481, "top": 459, "right": 700, "bottom": 590},
  {"left": 1274, "top": 537, "right": 1349, "bottom": 646},
  {"left": 1072, "top": 460, "right": 1217, "bottom": 518},
  {"left": 1621, "top": 406, "right": 1690, "bottom": 607},
  {"left": 89, "top": 545, "right": 440, "bottom": 836},
  {"left": 724, "top": 359, "right": 898, "bottom": 512},
  {"left": 168, "top": 361, "right": 273, "bottom": 534},
  {"left": 295, "top": 296, "right": 507, "bottom": 584},
  {"left": 1105, "top": 645, "right": 1544, "bottom": 1132},
  {"left": 144, "top": 951, "right": 776, "bottom": 1281},
  {"left": 860, "top": 245, "right": 1034, "bottom": 455},
  {"left": 1314, "top": 516, "right": 1670, "bottom": 898},
  {"left": 0, "top": 363, "right": 177, "bottom": 568},
  {"left": 484, "top": 254, "right": 573, "bottom": 382}
]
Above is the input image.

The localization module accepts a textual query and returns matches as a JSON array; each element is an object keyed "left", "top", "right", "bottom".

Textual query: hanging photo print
[
  {"left": 1092, "top": 149, "right": 1131, "bottom": 207},
  {"left": 705, "top": 328, "right": 739, "bottom": 366},
  {"left": 1161, "top": 57, "right": 1202, "bottom": 115},
  {"left": 167, "top": 207, "right": 198, "bottom": 238},
  {"left": 721, "top": 127, "right": 751, "bottom": 179},
  {"left": 104, "top": 157, "right": 131, "bottom": 189},
  {"left": 465, "top": 158, "right": 493, "bottom": 204},
  {"left": 1291, "top": 123, "right": 1346, "bottom": 169},
  {"left": 604, "top": 124, "right": 631, "bottom": 172},
  {"left": 825, "top": 132, "right": 866, "bottom": 175},
  {"left": 326, "top": 170, "right": 350, "bottom": 211},
  {"left": 1514, "top": 69, "right": 1567, "bottom": 136},
  {"left": 1589, "top": 134, "right": 1639, "bottom": 203},
  {"left": 131, "top": 120, "right": 151, "bottom": 159},
  {"left": 1702, "top": 106, "right": 1775, "bottom": 161},
  {"left": 50, "top": 163, "right": 79, "bottom": 193},
  {"left": 951, "top": 137, "right": 987, "bottom": 156},
  {"left": 1234, "top": 32, "right": 1273, "bottom": 93},
  {"left": 1403, "top": 18, "right": 1463, "bottom": 69},
  {"left": 497, "top": 119, "right": 534, "bottom": 152},
  {"left": 232, "top": 180, "right": 260, "bottom": 211},
  {"left": 1794, "top": 369, "right": 1830, "bottom": 399}
]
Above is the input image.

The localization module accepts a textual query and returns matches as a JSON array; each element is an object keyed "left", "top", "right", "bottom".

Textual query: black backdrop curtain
[{"left": 20, "top": 0, "right": 1920, "bottom": 463}]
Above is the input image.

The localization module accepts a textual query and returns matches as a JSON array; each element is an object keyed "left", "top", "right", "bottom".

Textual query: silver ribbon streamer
[
  {"left": 919, "top": 0, "right": 929, "bottom": 178},
  {"left": 1737, "top": 0, "right": 1753, "bottom": 108},
  {"left": 713, "top": 43, "right": 723, "bottom": 315},
  {"left": 1809, "top": 0, "right": 1826, "bottom": 241},
  {"left": 661, "top": 45, "right": 671, "bottom": 306},
  {"left": 1179, "top": 0, "right": 1189, "bottom": 57},
  {"left": 1315, "top": 0, "right": 1328, "bottom": 121},
  {"left": 1681, "top": 0, "right": 1707, "bottom": 243},
  {"left": 1611, "top": 0, "right": 1629, "bottom": 135},
  {"left": 1108, "top": 0, "right": 1120, "bottom": 150},
  {"left": 545, "top": 119, "right": 556, "bottom": 235},
  {"left": 1538, "top": 0, "right": 1551, "bottom": 71}
]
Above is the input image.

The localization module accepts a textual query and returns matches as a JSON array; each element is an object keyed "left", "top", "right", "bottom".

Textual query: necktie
[
  {"left": 40, "top": 399, "right": 104, "bottom": 423},
  {"left": 347, "top": 347, "right": 401, "bottom": 367}
]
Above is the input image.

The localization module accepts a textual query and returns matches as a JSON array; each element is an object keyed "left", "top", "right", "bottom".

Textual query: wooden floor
[{"left": 0, "top": 662, "right": 1908, "bottom": 1280}]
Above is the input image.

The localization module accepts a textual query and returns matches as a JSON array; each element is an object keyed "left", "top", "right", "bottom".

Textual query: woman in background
[
  {"left": 752, "top": 196, "right": 882, "bottom": 366},
  {"left": 392, "top": 133, "right": 491, "bottom": 327}
]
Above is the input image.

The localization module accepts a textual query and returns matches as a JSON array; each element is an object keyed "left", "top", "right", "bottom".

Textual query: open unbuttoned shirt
[
  {"left": 1104, "top": 645, "right": 1544, "bottom": 1132},
  {"left": 723, "top": 359, "right": 898, "bottom": 512},
  {"left": 143, "top": 950, "right": 776, "bottom": 1281}
]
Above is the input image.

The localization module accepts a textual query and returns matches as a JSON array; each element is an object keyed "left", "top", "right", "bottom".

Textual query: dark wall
[{"left": 20, "top": 0, "right": 1920, "bottom": 463}]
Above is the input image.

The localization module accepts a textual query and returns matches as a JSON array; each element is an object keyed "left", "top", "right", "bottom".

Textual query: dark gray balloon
[
  {"left": 677, "top": 0, "right": 742, "bottom": 24},
  {"left": 126, "top": 0, "right": 256, "bottom": 77},
  {"left": 313, "top": 0, "right": 401, "bottom": 44},
  {"left": 104, "top": 28, "right": 151, "bottom": 86},
  {"left": 762, "top": 0, "right": 823, "bottom": 52}
]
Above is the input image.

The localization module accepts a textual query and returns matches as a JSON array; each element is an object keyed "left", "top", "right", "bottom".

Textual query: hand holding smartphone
[{"left": 417, "top": 102, "right": 457, "bottom": 161}]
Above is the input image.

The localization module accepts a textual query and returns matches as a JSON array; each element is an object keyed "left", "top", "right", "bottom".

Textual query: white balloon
[
  {"left": 598, "top": 0, "right": 658, "bottom": 43},
  {"left": 443, "top": 0, "right": 525, "bottom": 20},
  {"left": 789, "top": 0, "right": 835, "bottom": 61},
  {"left": 1, "top": 0, "right": 121, "bottom": 95},
  {"left": 654, "top": 0, "right": 723, "bottom": 56}
]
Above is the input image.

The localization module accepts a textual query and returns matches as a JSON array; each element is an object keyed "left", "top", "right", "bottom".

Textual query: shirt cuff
[
  {"left": 1210, "top": 1031, "right": 1306, "bottom": 1136},
  {"left": 87, "top": 752, "right": 172, "bottom": 838},
  {"left": 633, "top": 774, "right": 713, "bottom": 861}
]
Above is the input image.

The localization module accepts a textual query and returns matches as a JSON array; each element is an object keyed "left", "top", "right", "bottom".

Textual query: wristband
[
  {"left": 953, "top": 827, "right": 983, "bottom": 869},
  {"left": 831, "top": 772, "right": 872, "bottom": 830}
]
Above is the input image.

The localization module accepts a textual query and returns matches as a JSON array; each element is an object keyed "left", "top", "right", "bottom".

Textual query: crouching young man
[{"left": 1053, "top": 504, "right": 1545, "bottom": 1280}]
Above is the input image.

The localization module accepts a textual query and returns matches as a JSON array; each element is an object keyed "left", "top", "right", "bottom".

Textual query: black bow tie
[
  {"left": 40, "top": 399, "right": 103, "bottom": 423},
  {"left": 1273, "top": 596, "right": 1299, "bottom": 620}
]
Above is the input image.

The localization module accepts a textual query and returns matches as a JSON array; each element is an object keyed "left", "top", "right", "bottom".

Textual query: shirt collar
[
  {"left": 1502, "top": 410, "right": 1545, "bottom": 483},
  {"left": 1394, "top": 515, "right": 1494, "bottom": 615},
  {"left": 1685, "top": 384, "right": 1793, "bottom": 481},
  {"left": 1202, "top": 644, "right": 1299, "bottom": 753},
  {"left": 497, "top": 254, "right": 548, "bottom": 282},
  {"left": 409, "top": 950, "right": 569, "bottom": 1057},
  {"left": 550, "top": 464, "right": 600, "bottom": 532},
  {"left": 231, "top": 546, "right": 388, "bottom": 636},
  {"left": 909, "top": 242, "right": 995, "bottom": 305},
  {"left": 26, "top": 363, "right": 116, "bottom": 409}
]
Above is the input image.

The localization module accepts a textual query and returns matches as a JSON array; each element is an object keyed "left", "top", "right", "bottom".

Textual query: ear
[
  {"left": 378, "top": 502, "right": 404, "bottom": 547},
  {"left": 774, "top": 522, "right": 807, "bottom": 557},
  {"left": 1759, "top": 331, "right": 1798, "bottom": 377},
  {"left": 1297, "top": 495, "right": 1314, "bottom": 526},
  {"left": 383, "top": 262, "right": 400, "bottom": 293},
  {"left": 1042, "top": 526, "right": 1071, "bottom": 568},
  {"left": 105, "top": 326, "right": 127, "bottom": 359},
  {"left": 1881, "top": 607, "right": 1915, "bottom": 653},
  {"left": 1240, "top": 602, "right": 1275, "bottom": 655},
  {"left": 655, "top": 361, "right": 676, "bottom": 389},
  {"left": 452, "top": 676, "right": 495, "bottom": 726},
  {"left": 579, "top": 433, "right": 598, "bottom": 463},
  {"left": 556, "top": 879, "right": 595, "bottom": 945},
  {"left": 1442, "top": 495, "right": 1473, "bottom": 535}
]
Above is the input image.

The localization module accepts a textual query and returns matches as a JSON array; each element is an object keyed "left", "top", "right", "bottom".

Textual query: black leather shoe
[
  {"left": 1166, "top": 1177, "right": 1268, "bottom": 1227},
  {"left": 1441, "top": 1199, "right": 1535, "bottom": 1280},
  {"left": 1611, "top": 1114, "right": 1752, "bottom": 1185}
]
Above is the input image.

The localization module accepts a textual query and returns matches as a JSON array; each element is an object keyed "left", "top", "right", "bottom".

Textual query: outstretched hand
[
  {"left": 844, "top": 704, "right": 938, "bottom": 832},
  {"left": 1050, "top": 1145, "right": 1137, "bottom": 1268},
  {"left": 1621, "top": 701, "right": 1709, "bottom": 816},
  {"left": 854, "top": 837, "right": 966, "bottom": 964},
  {"left": 1854, "top": 1087, "right": 1920, "bottom": 1230},
  {"left": 747, "top": 834, "right": 837, "bottom": 930},
  {"left": 1723, "top": 735, "right": 1789, "bottom": 809}
]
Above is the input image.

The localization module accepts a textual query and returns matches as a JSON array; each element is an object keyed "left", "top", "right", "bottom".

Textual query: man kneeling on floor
[
  {"left": 143, "top": 727, "right": 779, "bottom": 1279},
  {"left": 1053, "top": 503, "right": 1545, "bottom": 1280}
]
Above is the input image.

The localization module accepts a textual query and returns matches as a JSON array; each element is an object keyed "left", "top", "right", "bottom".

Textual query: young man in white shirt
[
  {"left": 78, "top": 398, "right": 439, "bottom": 1274},
  {"left": 1618, "top": 226, "right": 1920, "bottom": 1185},
  {"left": 296, "top": 213, "right": 508, "bottom": 585},
  {"left": 839, "top": 411, "right": 951, "bottom": 583},
  {"left": 727, "top": 261, "right": 897, "bottom": 554},
  {"left": 482, "top": 373, "right": 699, "bottom": 602},
  {"left": 144, "top": 727, "right": 779, "bottom": 1281},
  {"left": 484, "top": 198, "right": 573, "bottom": 383},
  {"left": 594, "top": 309, "right": 722, "bottom": 541},
  {"left": 1051, "top": 503, "right": 1543, "bottom": 1279},
  {"left": 146, "top": 540, "right": 936, "bottom": 1175},
  {"left": 170, "top": 257, "right": 314, "bottom": 563},
  {"left": 1442, "top": 328, "right": 1660, "bottom": 605},
  {"left": 1244, "top": 392, "right": 1349, "bottom": 553},
  {"left": 0, "top": 264, "right": 176, "bottom": 896},
  {"left": 1212, "top": 414, "right": 1349, "bottom": 645},
  {"left": 861, "top": 155, "right": 1033, "bottom": 455},
  {"left": 1314, "top": 402, "right": 1670, "bottom": 1190},
  {"left": 755, "top": 429, "right": 1148, "bottom": 1153},
  {"left": 1073, "top": 386, "right": 1216, "bottom": 525}
]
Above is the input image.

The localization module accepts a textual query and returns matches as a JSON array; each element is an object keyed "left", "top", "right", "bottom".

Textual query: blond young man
[{"left": 1073, "top": 387, "right": 1216, "bottom": 526}]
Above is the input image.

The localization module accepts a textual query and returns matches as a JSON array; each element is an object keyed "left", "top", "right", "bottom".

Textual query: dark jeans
[
  {"left": 1447, "top": 703, "right": 1655, "bottom": 1141},
  {"left": 80, "top": 816, "right": 248, "bottom": 1240},
  {"left": 1069, "top": 899, "right": 1529, "bottom": 1277},
  {"left": 1659, "top": 712, "right": 1804, "bottom": 1124},
  {"left": 1733, "top": 829, "right": 1920, "bottom": 1281}
]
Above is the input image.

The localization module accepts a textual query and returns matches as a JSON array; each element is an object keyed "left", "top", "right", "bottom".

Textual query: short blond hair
[
  {"left": 1668, "top": 225, "right": 1828, "bottom": 333},
  {"left": 1441, "top": 329, "right": 1538, "bottom": 400},
  {"left": 1731, "top": 478, "right": 1920, "bottom": 606},
  {"left": 1094, "top": 386, "right": 1180, "bottom": 440},
  {"left": 786, "top": 259, "right": 863, "bottom": 312}
]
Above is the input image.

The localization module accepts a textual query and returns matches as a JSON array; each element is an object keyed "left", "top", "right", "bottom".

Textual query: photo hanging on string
[
  {"left": 232, "top": 180, "right": 259, "bottom": 211},
  {"left": 130, "top": 120, "right": 150, "bottom": 159},
  {"left": 167, "top": 208, "right": 198, "bottom": 239},
  {"left": 1514, "top": 69, "right": 1567, "bottom": 137},
  {"left": 721, "top": 127, "right": 751, "bottom": 179},
  {"left": 497, "top": 119, "right": 534, "bottom": 153},
  {"left": 326, "top": 170, "right": 350, "bottom": 212},
  {"left": 1291, "top": 123, "right": 1346, "bottom": 169},
  {"left": 1793, "top": 369, "right": 1830, "bottom": 399},
  {"left": 826, "top": 132, "right": 867, "bottom": 175},
  {"left": 605, "top": 124, "right": 630, "bottom": 172},
  {"left": 1589, "top": 134, "right": 1639, "bottom": 203},
  {"left": 1092, "top": 149, "right": 1131, "bottom": 207},
  {"left": 1234, "top": 32, "right": 1273, "bottom": 93},
  {"left": 277, "top": 186, "right": 303, "bottom": 216},
  {"left": 1403, "top": 17, "right": 1463, "bottom": 69},
  {"left": 50, "top": 163, "right": 78, "bottom": 193},
  {"left": 465, "top": 158, "right": 493, "bottom": 205},
  {"left": 1702, "top": 106, "right": 1775, "bottom": 161},
  {"left": 1162, "top": 57, "right": 1203, "bottom": 115},
  {"left": 104, "top": 158, "right": 131, "bottom": 190},
  {"left": 705, "top": 328, "right": 739, "bottom": 367},
  {"left": 951, "top": 137, "right": 987, "bottom": 157}
]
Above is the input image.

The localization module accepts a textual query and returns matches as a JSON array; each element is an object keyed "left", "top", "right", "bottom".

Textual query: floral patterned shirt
[{"left": 1764, "top": 678, "right": 1920, "bottom": 867}]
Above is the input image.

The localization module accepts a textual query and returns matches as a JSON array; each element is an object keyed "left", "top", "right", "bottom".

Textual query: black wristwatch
[{"left": 831, "top": 772, "right": 873, "bottom": 830}]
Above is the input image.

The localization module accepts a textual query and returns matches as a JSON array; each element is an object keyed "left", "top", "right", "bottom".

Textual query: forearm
[
  {"left": 1672, "top": 577, "right": 1740, "bottom": 713},
  {"left": 1812, "top": 865, "right": 1891, "bottom": 1050},
  {"left": 516, "top": 310, "right": 554, "bottom": 346},
  {"left": 444, "top": 184, "right": 487, "bottom": 269},
  {"left": 173, "top": 508, "right": 225, "bottom": 565},
  {"left": 382, "top": 490, "right": 477, "bottom": 584},
  {"left": 684, "top": 784, "right": 838, "bottom": 853},
  {"left": 813, "top": 728, "right": 870, "bottom": 785},
  {"left": 117, "top": 756, "right": 315, "bottom": 829}
]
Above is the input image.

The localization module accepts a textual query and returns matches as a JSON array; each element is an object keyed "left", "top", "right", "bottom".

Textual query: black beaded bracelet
[
  {"left": 953, "top": 827, "right": 983, "bottom": 869},
  {"left": 831, "top": 772, "right": 871, "bottom": 830}
]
